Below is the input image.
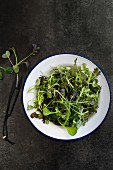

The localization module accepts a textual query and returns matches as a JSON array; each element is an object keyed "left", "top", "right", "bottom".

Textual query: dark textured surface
[{"left": 0, "top": 0, "right": 113, "bottom": 170}]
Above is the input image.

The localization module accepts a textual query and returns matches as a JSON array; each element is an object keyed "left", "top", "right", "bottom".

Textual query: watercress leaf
[
  {"left": 5, "top": 51, "right": 10, "bottom": 58},
  {"left": 66, "top": 127, "right": 77, "bottom": 136},
  {"left": 2, "top": 54, "right": 8, "bottom": 59},
  {"left": 93, "top": 68, "right": 101, "bottom": 76},
  {"left": 2, "top": 51, "right": 10, "bottom": 58},
  {"left": 0, "top": 71, "right": 3, "bottom": 80},
  {"left": 43, "top": 107, "right": 51, "bottom": 116},
  {"left": 13, "top": 65, "right": 19, "bottom": 73},
  {"left": 47, "top": 91, "right": 52, "bottom": 98},
  {"left": 43, "top": 107, "right": 54, "bottom": 116},
  {"left": 3, "top": 67, "right": 13, "bottom": 73},
  {"left": 27, "top": 105, "right": 34, "bottom": 110}
]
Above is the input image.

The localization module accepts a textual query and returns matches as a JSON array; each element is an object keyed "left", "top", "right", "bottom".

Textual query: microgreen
[
  {"left": 0, "top": 44, "right": 40, "bottom": 79},
  {"left": 0, "top": 66, "right": 13, "bottom": 80},
  {"left": 2, "top": 51, "right": 10, "bottom": 59},
  {"left": 27, "top": 105, "right": 34, "bottom": 110},
  {"left": 3, "top": 67, "right": 13, "bottom": 73},
  {"left": 27, "top": 59, "right": 101, "bottom": 136},
  {"left": 66, "top": 127, "right": 77, "bottom": 136},
  {"left": 12, "top": 65, "right": 19, "bottom": 73}
]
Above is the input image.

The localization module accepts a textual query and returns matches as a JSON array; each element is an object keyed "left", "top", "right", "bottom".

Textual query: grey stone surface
[{"left": 0, "top": 0, "right": 113, "bottom": 170}]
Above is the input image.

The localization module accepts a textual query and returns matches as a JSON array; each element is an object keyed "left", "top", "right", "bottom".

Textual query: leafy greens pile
[{"left": 27, "top": 59, "right": 101, "bottom": 136}]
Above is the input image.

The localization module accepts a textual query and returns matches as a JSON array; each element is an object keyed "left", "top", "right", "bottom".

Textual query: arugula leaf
[
  {"left": 43, "top": 107, "right": 55, "bottom": 116},
  {"left": 93, "top": 68, "right": 101, "bottom": 76}
]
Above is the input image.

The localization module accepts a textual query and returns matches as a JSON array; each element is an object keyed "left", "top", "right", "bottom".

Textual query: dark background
[{"left": 0, "top": 0, "right": 113, "bottom": 170}]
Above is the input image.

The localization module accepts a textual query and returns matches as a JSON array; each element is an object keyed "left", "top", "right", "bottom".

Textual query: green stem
[
  {"left": 55, "top": 90, "right": 66, "bottom": 100},
  {"left": 66, "top": 77, "right": 74, "bottom": 88},
  {"left": 8, "top": 57, "right": 13, "bottom": 65},
  {"left": 75, "top": 89, "right": 84, "bottom": 104},
  {"left": 14, "top": 50, "right": 18, "bottom": 64},
  {"left": 9, "top": 48, "right": 18, "bottom": 65},
  {"left": 70, "top": 103, "right": 79, "bottom": 109},
  {"left": 17, "top": 52, "right": 33, "bottom": 66}
]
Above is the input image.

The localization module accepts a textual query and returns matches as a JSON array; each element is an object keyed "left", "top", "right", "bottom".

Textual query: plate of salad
[{"left": 22, "top": 54, "right": 111, "bottom": 140}]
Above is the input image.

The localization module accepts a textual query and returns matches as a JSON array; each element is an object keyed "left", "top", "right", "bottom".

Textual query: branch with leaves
[{"left": 0, "top": 44, "right": 40, "bottom": 79}]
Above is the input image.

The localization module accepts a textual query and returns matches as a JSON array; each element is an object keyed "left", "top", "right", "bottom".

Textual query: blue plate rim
[{"left": 21, "top": 53, "right": 112, "bottom": 141}]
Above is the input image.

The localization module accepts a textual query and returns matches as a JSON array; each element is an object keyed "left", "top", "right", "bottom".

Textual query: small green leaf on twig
[
  {"left": 13, "top": 65, "right": 19, "bottom": 73},
  {"left": 1, "top": 44, "right": 40, "bottom": 80},
  {"left": 3, "top": 67, "right": 13, "bottom": 73},
  {"left": 6, "top": 51, "right": 10, "bottom": 57},
  {"left": 2, "top": 51, "right": 10, "bottom": 59},
  {"left": 2, "top": 54, "right": 8, "bottom": 59},
  {"left": 66, "top": 127, "right": 77, "bottom": 136}
]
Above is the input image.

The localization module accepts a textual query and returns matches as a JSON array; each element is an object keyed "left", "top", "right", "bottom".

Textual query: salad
[{"left": 27, "top": 59, "right": 101, "bottom": 136}]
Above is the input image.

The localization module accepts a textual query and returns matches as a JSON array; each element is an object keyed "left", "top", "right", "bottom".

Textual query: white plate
[{"left": 22, "top": 54, "right": 111, "bottom": 140}]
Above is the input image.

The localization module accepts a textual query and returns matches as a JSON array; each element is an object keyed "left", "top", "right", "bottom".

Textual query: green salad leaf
[
  {"left": 66, "top": 127, "right": 77, "bottom": 136},
  {"left": 3, "top": 67, "right": 13, "bottom": 73},
  {"left": 2, "top": 50, "right": 10, "bottom": 59},
  {"left": 27, "top": 59, "right": 101, "bottom": 136}
]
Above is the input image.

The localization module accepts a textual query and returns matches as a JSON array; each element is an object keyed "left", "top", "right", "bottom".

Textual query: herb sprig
[{"left": 0, "top": 44, "right": 40, "bottom": 79}]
